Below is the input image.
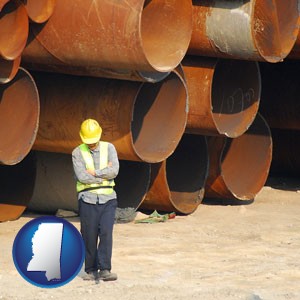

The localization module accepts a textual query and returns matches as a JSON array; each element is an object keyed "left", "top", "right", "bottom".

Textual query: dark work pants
[{"left": 79, "top": 198, "right": 117, "bottom": 273}]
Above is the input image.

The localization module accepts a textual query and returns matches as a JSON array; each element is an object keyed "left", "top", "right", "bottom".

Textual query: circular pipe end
[
  {"left": 132, "top": 71, "right": 188, "bottom": 163},
  {"left": 141, "top": 0, "right": 192, "bottom": 72},
  {"left": 23, "top": 0, "right": 57, "bottom": 23},
  {"left": 0, "top": 1, "right": 29, "bottom": 60},
  {"left": 221, "top": 113, "right": 272, "bottom": 200},
  {"left": 0, "top": 68, "right": 40, "bottom": 165},
  {"left": 212, "top": 60, "right": 261, "bottom": 138},
  {"left": 253, "top": 0, "right": 300, "bottom": 62}
]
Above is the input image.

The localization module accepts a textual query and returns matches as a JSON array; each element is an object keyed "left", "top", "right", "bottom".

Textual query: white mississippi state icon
[{"left": 12, "top": 216, "right": 84, "bottom": 288}]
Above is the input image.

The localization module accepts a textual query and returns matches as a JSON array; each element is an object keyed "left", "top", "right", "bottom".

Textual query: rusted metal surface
[
  {"left": 269, "top": 129, "right": 300, "bottom": 178},
  {"left": 141, "top": 134, "right": 209, "bottom": 215},
  {"left": 259, "top": 61, "right": 300, "bottom": 131},
  {"left": 22, "top": 0, "right": 192, "bottom": 81},
  {"left": 0, "top": 55, "right": 20, "bottom": 84},
  {"left": 0, "top": 152, "right": 36, "bottom": 222},
  {"left": 0, "top": 0, "right": 28, "bottom": 60},
  {"left": 0, "top": 67, "right": 40, "bottom": 165},
  {"left": 22, "top": 33, "right": 170, "bottom": 82},
  {"left": 189, "top": 0, "right": 300, "bottom": 62},
  {"left": 183, "top": 56, "right": 261, "bottom": 138},
  {"left": 205, "top": 113, "right": 272, "bottom": 201},
  {"left": 22, "top": 0, "right": 57, "bottom": 23},
  {"left": 27, "top": 151, "right": 150, "bottom": 213},
  {"left": 32, "top": 71, "right": 187, "bottom": 163}
]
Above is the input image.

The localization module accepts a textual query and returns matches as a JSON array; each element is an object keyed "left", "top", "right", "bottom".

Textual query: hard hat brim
[{"left": 80, "top": 133, "right": 101, "bottom": 144}]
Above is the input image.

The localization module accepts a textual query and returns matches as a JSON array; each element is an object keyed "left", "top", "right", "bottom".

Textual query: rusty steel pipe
[
  {"left": 21, "top": 0, "right": 57, "bottom": 23},
  {"left": 0, "top": 67, "right": 39, "bottom": 165},
  {"left": 0, "top": 152, "right": 36, "bottom": 222},
  {"left": 259, "top": 61, "right": 300, "bottom": 131},
  {"left": 22, "top": 0, "right": 192, "bottom": 80},
  {"left": 140, "top": 134, "right": 209, "bottom": 215},
  {"left": 269, "top": 129, "right": 300, "bottom": 178},
  {"left": 27, "top": 151, "right": 151, "bottom": 213},
  {"left": 189, "top": 0, "right": 300, "bottom": 63},
  {"left": 205, "top": 113, "right": 272, "bottom": 201},
  {"left": 182, "top": 56, "right": 261, "bottom": 138},
  {"left": 0, "top": 0, "right": 29, "bottom": 60},
  {"left": 31, "top": 71, "right": 188, "bottom": 163},
  {"left": 22, "top": 31, "right": 170, "bottom": 83},
  {"left": 0, "top": 55, "right": 20, "bottom": 84}
]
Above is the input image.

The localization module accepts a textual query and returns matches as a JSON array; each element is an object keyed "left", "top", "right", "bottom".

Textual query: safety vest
[{"left": 76, "top": 142, "right": 115, "bottom": 195}]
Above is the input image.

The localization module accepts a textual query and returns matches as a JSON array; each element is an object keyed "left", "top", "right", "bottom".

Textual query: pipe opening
[
  {"left": 141, "top": 0, "right": 192, "bottom": 72},
  {"left": 253, "top": 0, "right": 300, "bottom": 62},
  {"left": 211, "top": 60, "right": 261, "bottom": 137},
  {"left": 23, "top": 0, "right": 57, "bottom": 23},
  {"left": 166, "top": 134, "right": 208, "bottom": 214},
  {"left": 0, "top": 68, "right": 39, "bottom": 165},
  {"left": 115, "top": 160, "right": 150, "bottom": 209},
  {"left": 221, "top": 114, "right": 272, "bottom": 199},
  {"left": 0, "top": 1, "right": 28, "bottom": 60},
  {"left": 0, "top": 152, "right": 36, "bottom": 222},
  {"left": 0, "top": 56, "right": 21, "bottom": 84},
  {"left": 132, "top": 72, "right": 187, "bottom": 163}
]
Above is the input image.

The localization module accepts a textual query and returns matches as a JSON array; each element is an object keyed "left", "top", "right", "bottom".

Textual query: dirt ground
[{"left": 1, "top": 177, "right": 300, "bottom": 300}]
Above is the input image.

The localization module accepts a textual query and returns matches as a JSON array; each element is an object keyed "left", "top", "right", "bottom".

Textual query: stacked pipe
[{"left": 1, "top": 0, "right": 300, "bottom": 222}]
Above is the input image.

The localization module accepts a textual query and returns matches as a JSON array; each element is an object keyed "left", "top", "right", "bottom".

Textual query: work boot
[
  {"left": 99, "top": 270, "right": 118, "bottom": 281},
  {"left": 81, "top": 271, "right": 99, "bottom": 281}
]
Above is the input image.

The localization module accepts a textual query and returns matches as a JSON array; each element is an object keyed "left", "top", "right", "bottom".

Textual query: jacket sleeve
[
  {"left": 72, "top": 147, "right": 103, "bottom": 184},
  {"left": 95, "top": 143, "right": 119, "bottom": 180}
]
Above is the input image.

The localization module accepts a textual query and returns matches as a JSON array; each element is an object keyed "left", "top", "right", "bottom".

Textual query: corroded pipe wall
[
  {"left": 205, "top": 113, "right": 272, "bottom": 201},
  {"left": 0, "top": 67, "right": 39, "bottom": 165},
  {"left": 0, "top": 1, "right": 28, "bottom": 60},
  {"left": 189, "top": 0, "right": 300, "bottom": 62},
  {"left": 27, "top": 151, "right": 151, "bottom": 213},
  {"left": 22, "top": 0, "right": 192, "bottom": 80},
  {"left": 31, "top": 71, "right": 188, "bottom": 163},
  {"left": 0, "top": 152, "right": 36, "bottom": 222},
  {"left": 259, "top": 61, "right": 300, "bottom": 131},
  {"left": 21, "top": 0, "right": 57, "bottom": 23},
  {"left": 183, "top": 56, "right": 261, "bottom": 138},
  {"left": 141, "top": 134, "right": 209, "bottom": 215}
]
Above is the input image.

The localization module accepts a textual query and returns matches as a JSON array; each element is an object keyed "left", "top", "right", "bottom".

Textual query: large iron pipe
[
  {"left": 205, "top": 113, "right": 272, "bottom": 201},
  {"left": 0, "top": 0, "right": 28, "bottom": 60},
  {"left": 0, "top": 152, "right": 36, "bottom": 222},
  {"left": 22, "top": 30, "right": 170, "bottom": 83},
  {"left": 269, "top": 129, "right": 300, "bottom": 178},
  {"left": 259, "top": 61, "right": 300, "bottom": 131},
  {"left": 0, "top": 55, "right": 20, "bottom": 84},
  {"left": 189, "top": 0, "right": 300, "bottom": 63},
  {"left": 22, "top": 0, "right": 192, "bottom": 78},
  {"left": 21, "top": 0, "right": 56, "bottom": 23},
  {"left": 32, "top": 71, "right": 188, "bottom": 163},
  {"left": 0, "top": 67, "right": 40, "bottom": 165},
  {"left": 140, "top": 134, "right": 209, "bottom": 215},
  {"left": 183, "top": 56, "right": 261, "bottom": 138},
  {"left": 27, "top": 151, "right": 151, "bottom": 213},
  {"left": 0, "top": 0, "right": 9, "bottom": 11}
]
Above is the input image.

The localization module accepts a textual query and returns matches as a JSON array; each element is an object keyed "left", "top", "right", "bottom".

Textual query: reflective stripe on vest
[{"left": 76, "top": 142, "right": 115, "bottom": 194}]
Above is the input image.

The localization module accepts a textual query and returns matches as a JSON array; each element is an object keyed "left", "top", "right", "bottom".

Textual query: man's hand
[{"left": 86, "top": 169, "right": 96, "bottom": 176}]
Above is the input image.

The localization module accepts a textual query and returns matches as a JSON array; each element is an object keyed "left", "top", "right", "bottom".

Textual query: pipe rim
[
  {"left": 23, "top": 0, "right": 57, "bottom": 23},
  {"left": 0, "top": 55, "right": 21, "bottom": 84}
]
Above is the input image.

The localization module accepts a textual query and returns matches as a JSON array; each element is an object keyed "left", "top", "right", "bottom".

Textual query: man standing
[{"left": 72, "top": 119, "right": 119, "bottom": 281}]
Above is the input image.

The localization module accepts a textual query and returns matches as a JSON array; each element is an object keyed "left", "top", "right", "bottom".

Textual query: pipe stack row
[{"left": 0, "top": 0, "right": 299, "bottom": 222}]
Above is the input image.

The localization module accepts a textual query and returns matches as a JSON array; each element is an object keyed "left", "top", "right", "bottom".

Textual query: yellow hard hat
[{"left": 79, "top": 119, "right": 102, "bottom": 144}]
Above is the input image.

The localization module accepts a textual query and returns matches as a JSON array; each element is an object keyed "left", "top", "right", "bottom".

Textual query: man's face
[{"left": 87, "top": 142, "right": 98, "bottom": 151}]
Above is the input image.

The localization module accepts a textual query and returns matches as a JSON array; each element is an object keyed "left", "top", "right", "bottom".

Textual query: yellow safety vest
[{"left": 76, "top": 142, "right": 115, "bottom": 195}]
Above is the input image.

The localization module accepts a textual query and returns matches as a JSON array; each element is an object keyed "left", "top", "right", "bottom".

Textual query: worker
[{"left": 72, "top": 119, "right": 119, "bottom": 281}]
